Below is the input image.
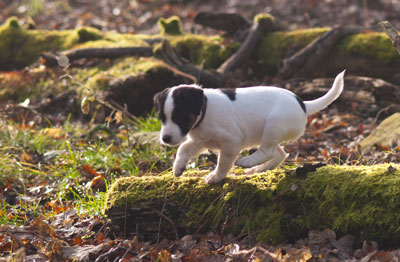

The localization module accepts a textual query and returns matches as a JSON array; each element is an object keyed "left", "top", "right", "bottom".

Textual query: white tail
[{"left": 304, "top": 70, "right": 345, "bottom": 115}]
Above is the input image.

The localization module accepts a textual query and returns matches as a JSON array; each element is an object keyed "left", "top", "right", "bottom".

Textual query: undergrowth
[{"left": 0, "top": 112, "right": 171, "bottom": 224}]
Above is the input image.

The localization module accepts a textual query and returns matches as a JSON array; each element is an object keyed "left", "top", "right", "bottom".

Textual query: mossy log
[
  {"left": 1, "top": 16, "right": 399, "bottom": 83},
  {"left": 105, "top": 164, "right": 400, "bottom": 248}
]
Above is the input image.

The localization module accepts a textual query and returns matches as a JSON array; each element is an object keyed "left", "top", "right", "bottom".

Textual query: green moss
[
  {"left": 7, "top": 16, "right": 21, "bottom": 29},
  {"left": 169, "top": 34, "right": 239, "bottom": 69},
  {"left": 256, "top": 27, "right": 330, "bottom": 71},
  {"left": 85, "top": 57, "right": 167, "bottom": 91},
  {"left": 253, "top": 13, "right": 275, "bottom": 31},
  {"left": 158, "top": 16, "right": 183, "bottom": 35},
  {"left": 77, "top": 27, "right": 103, "bottom": 43},
  {"left": 336, "top": 32, "right": 398, "bottom": 63},
  {"left": 75, "top": 32, "right": 149, "bottom": 49},
  {"left": 0, "top": 18, "right": 149, "bottom": 69},
  {"left": 105, "top": 164, "right": 400, "bottom": 246},
  {"left": 0, "top": 17, "right": 79, "bottom": 69}
]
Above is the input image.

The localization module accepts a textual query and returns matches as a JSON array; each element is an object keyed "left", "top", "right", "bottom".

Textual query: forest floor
[{"left": 1, "top": 0, "right": 400, "bottom": 261}]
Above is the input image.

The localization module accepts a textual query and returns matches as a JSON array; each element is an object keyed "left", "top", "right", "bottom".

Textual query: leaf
[
  {"left": 91, "top": 175, "right": 106, "bottom": 191},
  {"left": 114, "top": 111, "right": 123, "bottom": 124},
  {"left": 20, "top": 151, "right": 34, "bottom": 164},
  {"left": 46, "top": 200, "right": 68, "bottom": 215},
  {"left": 96, "top": 231, "right": 106, "bottom": 245},
  {"left": 73, "top": 237, "right": 83, "bottom": 246},
  {"left": 81, "top": 97, "right": 90, "bottom": 115},
  {"left": 158, "top": 249, "right": 172, "bottom": 262},
  {"left": 78, "top": 164, "right": 100, "bottom": 179},
  {"left": 43, "top": 128, "right": 64, "bottom": 139},
  {"left": 178, "top": 235, "right": 196, "bottom": 252},
  {"left": 30, "top": 216, "right": 56, "bottom": 237},
  {"left": 61, "top": 243, "right": 107, "bottom": 262}
]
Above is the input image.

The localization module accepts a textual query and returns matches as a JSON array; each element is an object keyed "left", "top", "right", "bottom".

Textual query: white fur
[{"left": 161, "top": 71, "right": 345, "bottom": 184}]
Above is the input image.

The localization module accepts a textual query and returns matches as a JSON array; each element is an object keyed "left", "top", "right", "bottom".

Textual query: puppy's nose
[{"left": 162, "top": 135, "right": 172, "bottom": 144}]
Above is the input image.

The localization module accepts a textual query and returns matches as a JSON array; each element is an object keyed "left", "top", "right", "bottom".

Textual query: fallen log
[
  {"left": 104, "top": 164, "right": 400, "bottom": 248},
  {"left": 193, "top": 12, "right": 251, "bottom": 34},
  {"left": 287, "top": 75, "right": 400, "bottom": 108},
  {"left": 41, "top": 46, "right": 153, "bottom": 66},
  {"left": 278, "top": 27, "right": 361, "bottom": 79}
]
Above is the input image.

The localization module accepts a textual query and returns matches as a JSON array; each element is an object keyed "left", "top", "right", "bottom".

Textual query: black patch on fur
[
  {"left": 153, "top": 88, "right": 170, "bottom": 123},
  {"left": 172, "top": 87, "right": 204, "bottom": 136},
  {"left": 220, "top": 88, "right": 236, "bottom": 101},
  {"left": 295, "top": 95, "right": 306, "bottom": 113}
]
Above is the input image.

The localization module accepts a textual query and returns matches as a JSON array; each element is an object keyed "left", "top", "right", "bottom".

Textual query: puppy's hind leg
[
  {"left": 235, "top": 121, "right": 283, "bottom": 168},
  {"left": 245, "top": 145, "right": 288, "bottom": 174}
]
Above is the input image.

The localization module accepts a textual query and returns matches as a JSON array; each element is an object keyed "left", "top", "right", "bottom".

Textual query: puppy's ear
[
  {"left": 153, "top": 88, "right": 170, "bottom": 111},
  {"left": 173, "top": 87, "right": 204, "bottom": 115}
]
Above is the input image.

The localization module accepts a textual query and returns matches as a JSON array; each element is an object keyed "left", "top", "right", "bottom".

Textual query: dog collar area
[{"left": 192, "top": 95, "right": 207, "bottom": 129}]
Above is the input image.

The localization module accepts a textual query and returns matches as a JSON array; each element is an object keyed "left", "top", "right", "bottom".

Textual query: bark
[
  {"left": 41, "top": 47, "right": 153, "bottom": 66},
  {"left": 278, "top": 27, "right": 361, "bottom": 79},
  {"left": 290, "top": 75, "right": 400, "bottom": 107},
  {"left": 378, "top": 21, "right": 400, "bottom": 54},
  {"left": 217, "top": 16, "right": 274, "bottom": 75},
  {"left": 156, "top": 39, "right": 224, "bottom": 88},
  {"left": 193, "top": 12, "right": 251, "bottom": 34}
]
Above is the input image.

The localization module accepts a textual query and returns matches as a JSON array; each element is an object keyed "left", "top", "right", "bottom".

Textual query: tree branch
[
  {"left": 217, "top": 15, "right": 275, "bottom": 75},
  {"left": 278, "top": 26, "right": 361, "bottom": 79},
  {"left": 41, "top": 46, "right": 153, "bottom": 66},
  {"left": 378, "top": 21, "right": 400, "bottom": 54},
  {"left": 157, "top": 39, "right": 223, "bottom": 87}
]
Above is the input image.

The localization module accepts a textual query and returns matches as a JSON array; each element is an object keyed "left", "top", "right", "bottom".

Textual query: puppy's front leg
[
  {"left": 205, "top": 145, "right": 240, "bottom": 184},
  {"left": 173, "top": 139, "right": 205, "bottom": 177}
]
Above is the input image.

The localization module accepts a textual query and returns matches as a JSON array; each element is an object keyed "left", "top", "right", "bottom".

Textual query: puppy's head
[{"left": 153, "top": 85, "right": 205, "bottom": 146}]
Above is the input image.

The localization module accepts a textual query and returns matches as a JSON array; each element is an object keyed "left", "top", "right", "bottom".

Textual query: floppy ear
[
  {"left": 173, "top": 87, "right": 204, "bottom": 115},
  {"left": 153, "top": 88, "right": 170, "bottom": 111}
]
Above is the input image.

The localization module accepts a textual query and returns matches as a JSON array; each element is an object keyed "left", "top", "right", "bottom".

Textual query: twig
[
  {"left": 94, "top": 246, "right": 137, "bottom": 262},
  {"left": 217, "top": 16, "right": 273, "bottom": 75},
  {"left": 152, "top": 209, "right": 179, "bottom": 240},
  {"left": 369, "top": 104, "right": 398, "bottom": 128},
  {"left": 123, "top": 104, "right": 132, "bottom": 151},
  {"left": 378, "top": 21, "right": 400, "bottom": 54},
  {"left": 157, "top": 193, "right": 168, "bottom": 244}
]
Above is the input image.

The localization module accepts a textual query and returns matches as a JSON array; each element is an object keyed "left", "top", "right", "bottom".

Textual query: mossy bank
[{"left": 105, "top": 164, "right": 400, "bottom": 248}]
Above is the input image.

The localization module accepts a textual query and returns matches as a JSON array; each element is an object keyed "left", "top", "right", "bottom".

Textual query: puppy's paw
[
  {"left": 205, "top": 171, "right": 224, "bottom": 184},
  {"left": 244, "top": 166, "right": 259, "bottom": 175},
  {"left": 173, "top": 164, "right": 186, "bottom": 177},
  {"left": 235, "top": 156, "right": 255, "bottom": 168}
]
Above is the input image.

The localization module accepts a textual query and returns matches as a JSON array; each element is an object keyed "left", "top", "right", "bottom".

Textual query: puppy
[{"left": 153, "top": 71, "right": 345, "bottom": 184}]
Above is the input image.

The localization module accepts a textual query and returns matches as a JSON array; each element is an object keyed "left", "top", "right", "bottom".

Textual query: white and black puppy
[{"left": 153, "top": 71, "right": 345, "bottom": 184}]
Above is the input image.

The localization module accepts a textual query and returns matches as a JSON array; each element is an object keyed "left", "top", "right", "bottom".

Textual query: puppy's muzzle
[{"left": 162, "top": 135, "right": 172, "bottom": 144}]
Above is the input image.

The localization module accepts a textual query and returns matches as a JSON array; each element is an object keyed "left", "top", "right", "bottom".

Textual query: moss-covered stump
[{"left": 105, "top": 164, "right": 400, "bottom": 247}]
